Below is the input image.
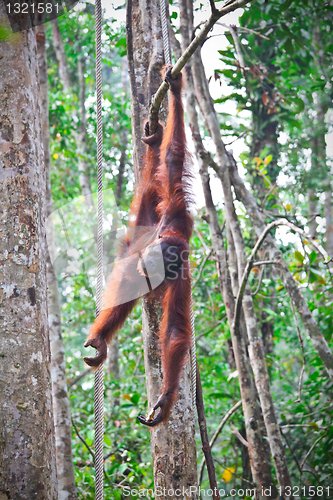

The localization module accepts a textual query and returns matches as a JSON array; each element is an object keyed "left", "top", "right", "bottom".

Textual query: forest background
[
  {"left": 46, "top": 0, "right": 333, "bottom": 496},
  {"left": 1, "top": 0, "right": 333, "bottom": 498}
]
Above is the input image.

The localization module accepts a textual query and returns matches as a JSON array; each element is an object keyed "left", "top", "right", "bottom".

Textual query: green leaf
[
  {"left": 309, "top": 269, "right": 326, "bottom": 284},
  {"left": 118, "top": 463, "right": 128, "bottom": 474},
  {"left": 294, "top": 97, "right": 305, "bottom": 113},
  {"left": 309, "top": 251, "right": 317, "bottom": 264},
  {"left": 131, "top": 393, "right": 140, "bottom": 405},
  {"left": 114, "top": 490, "right": 122, "bottom": 500},
  {"left": 104, "top": 436, "right": 112, "bottom": 447},
  {"left": 294, "top": 251, "right": 304, "bottom": 263},
  {"left": 283, "top": 38, "right": 294, "bottom": 55}
]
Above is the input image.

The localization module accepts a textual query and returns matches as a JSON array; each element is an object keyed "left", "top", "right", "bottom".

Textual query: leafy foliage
[{"left": 47, "top": 1, "right": 333, "bottom": 498}]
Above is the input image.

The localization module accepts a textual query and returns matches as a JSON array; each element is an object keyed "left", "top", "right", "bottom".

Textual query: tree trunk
[
  {"left": 51, "top": 17, "right": 71, "bottom": 90},
  {"left": 190, "top": 41, "right": 291, "bottom": 497},
  {"left": 325, "top": 187, "right": 333, "bottom": 259},
  {"left": 0, "top": 13, "right": 57, "bottom": 499},
  {"left": 177, "top": 3, "right": 278, "bottom": 495},
  {"left": 36, "top": 24, "right": 78, "bottom": 500},
  {"left": 126, "top": 0, "right": 197, "bottom": 496}
]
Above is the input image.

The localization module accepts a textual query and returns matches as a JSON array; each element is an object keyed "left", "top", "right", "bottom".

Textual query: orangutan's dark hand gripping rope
[{"left": 84, "top": 66, "right": 193, "bottom": 427}]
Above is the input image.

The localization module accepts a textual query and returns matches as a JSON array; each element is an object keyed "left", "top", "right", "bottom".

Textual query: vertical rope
[
  {"left": 95, "top": 0, "right": 104, "bottom": 498},
  {"left": 159, "top": 0, "right": 196, "bottom": 410},
  {"left": 159, "top": 0, "right": 171, "bottom": 65},
  {"left": 190, "top": 294, "right": 196, "bottom": 410}
]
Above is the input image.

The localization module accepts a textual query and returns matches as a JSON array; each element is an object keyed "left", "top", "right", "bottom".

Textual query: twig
[
  {"left": 195, "top": 317, "right": 227, "bottom": 341},
  {"left": 300, "top": 432, "right": 328, "bottom": 472},
  {"left": 281, "top": 424, "right": 328, "bottom": 431},
  {"left": 214, "top": 458, "right": 255, "bottom": 486},
  {"left": 68, "top": 368, "right": 91, "bottom": 389},
  {"left": 131, "top": 351, "right": 143, "bottom": 379},
  {"left": 304, "top": 403, "right": 333, "bottom": 417},
  {"left": 230, "top": 422, "right": 248, "bottom": 447},
  {"left": 193, "top": 249, "right": 213, "bottom": 289},
  {"left": 199, "top": 400, "right": 242, "bottom": 484},
  {"left": 148, "top": 0, "right": 253, "bottom": 133},
  {"left": 71, "top": 417, "right": 95, "bottom": 461},
  {"left": 233, "top": 219, "right": 332, "bottom": 338},
  {"left": 280, "top": 427, "right": 302, "bottom": 475},
  {"left": 195, "top": 227, "right": 210, "bottom": 252},
  {"left": 261, "top": 182, "right": 277, "bottom": 209},
  {"left": 228, "top": 25, "right": 246, "bottom": 77},
  {"left": 253, "top": 260, "right": 279, "bottom": 266},
  {"left": 224, "top": 128, "right": 250, "bottom": 146},
  {"left": 290, "top": 300, "right": 306, "bottom": 403},
  {"left": 196, "top": 363, "right": 220, "bottom": 499},
  {"left": 217, "top": 22, "right": 270, "bottom": 40},
  {"left": 251, "top": 265, "right": 264, "bottom": 297}
]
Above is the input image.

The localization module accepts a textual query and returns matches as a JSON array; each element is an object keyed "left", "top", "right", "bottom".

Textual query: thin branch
[
  {"left": 195, "top": 318, "right": 226, "bottom": 341},
  {"left": 230, "top": 422, "right": 249, "bottom": 447},
  {"left": 193, "top": 249, "right": 213, "bottom": 289},
  {"left": 251, "top": 265, "right": 264, "bottom": 297},
  {"left": 228, "top": 25, "right": 246, "bottom": 77},
  {"left": 199, "top": 400, "right": 242, "bottom": 484},
  {"left": 130, "top": 351, "right": 143, "bottom": 379},
  {"left": 233, "top": 219, "right": 332, "bottom": 337},
  {"left": 300, "top": 432, "right": 328, "bottom": 472},
  {"left": 251, "top": 260, "right": 279, "bottom": 296},
  {"left": 290, "top": 300, "right": 306, "bottom": 403},
  {"left": 281, "top": 424, "right": 328, "bottom": 431},
  {"left": 148, "top": 0, "right": 253, "bottom": 132},
  {"left": 217, "top": 22, "right": 270, "bottom": 40},
  {"left": 280, "top": 427, "right": 302, "bottom": 475},
  {"left": 194, "top": 227, "right": 210, "bottom": 252},
  {"left": 68, "top": 368, "right": 91, "bottom": 389},
  {"left": 224, "top": 128, "right": 250, "bottom": 146},
  {"left": 71, "top": 417, "right": 95, "bottom": 461},
  {"left": 214, "top": 457, "right": 255, "bottom": 486},
  {"left": 304, "top": 403, "right": 333, "bottom": 417},
  {"left": 196, "top": 363, "right": 220, "bottom": 499},
  {"left": 253, "top": 260, "right": 279, "bottom": 266},
  {"left": 261, "top": 182, "right": 277, "bottom": 209}
]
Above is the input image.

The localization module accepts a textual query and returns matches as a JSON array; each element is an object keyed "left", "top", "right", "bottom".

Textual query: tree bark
[
  {"left": 0, "top": 12, "right": 57, "bottom": 499},
  {"left": 126, "top": 0, "right": 197, "bottom": 496},
  {"left": 51, "top": 17, "right": 72, "bottom": 90},
  {"left": 325, "top": 187, "right": 333, "bottom": 259},
  {"left": 36, "top": 24, "right": 78, "bottom": 500}
]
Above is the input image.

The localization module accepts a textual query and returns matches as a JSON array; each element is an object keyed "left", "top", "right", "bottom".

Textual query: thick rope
[
  {"left": 159, "top": 0, "right": 196, "bottom": 410},
  {"left": 190, "top": 294, "right": 196, "bottom": 410},
  {"left": 159, "top": 0, "right": 171, "bottom": 66},
  {"left": 94, "top": 0, "right": 104, "bottom": 498}
]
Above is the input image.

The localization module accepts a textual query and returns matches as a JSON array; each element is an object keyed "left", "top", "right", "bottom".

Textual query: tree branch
[
  {"left": 196, "top": 363, "right": 220, "bottom": 499},
  {"left": 192, "top": 249, "right": 213, "bottom": 289},
  {"left": 199, "top": 400, "right": 242, "bottom": 485},
  {"left": 228, "top": 25, "right": 246, "bottom": 77},
  {"left": 148, "top": 0, "right": 253, "bottom": 132},
  {"left": 300, "top": 432, "right": 328, "bottom": 472},
  {"left": 233, "top": 218, "right": 332, "bottom": 337}
]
